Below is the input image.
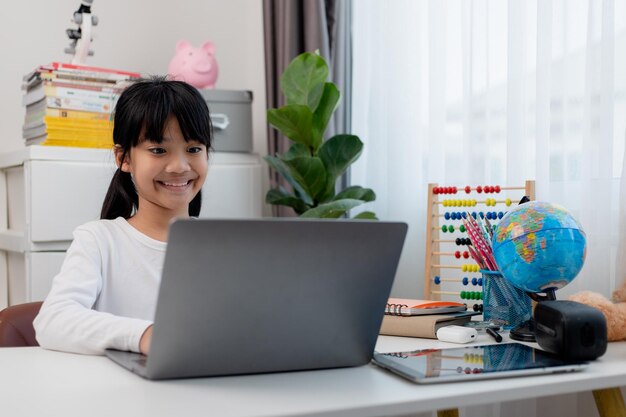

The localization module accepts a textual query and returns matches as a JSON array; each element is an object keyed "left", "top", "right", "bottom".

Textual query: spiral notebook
[{"left": 385, "top": 298, "right": 467, "bottom": 316}]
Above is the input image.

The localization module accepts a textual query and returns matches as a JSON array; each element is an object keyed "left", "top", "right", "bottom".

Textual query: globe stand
[{"left": 509, "top": 288, "right": 557, "bottom": 342}]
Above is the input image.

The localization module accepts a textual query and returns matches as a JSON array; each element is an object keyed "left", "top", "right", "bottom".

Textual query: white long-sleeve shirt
[{"left": 34, "top": 217, "right": 166, "bottom": 355}]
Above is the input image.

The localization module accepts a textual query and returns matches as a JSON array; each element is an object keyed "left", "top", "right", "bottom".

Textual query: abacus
[{"left": 423, "top": 181, "right": 535, "bottom": 313}]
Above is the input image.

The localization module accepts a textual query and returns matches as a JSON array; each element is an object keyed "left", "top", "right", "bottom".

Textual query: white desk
[{"left": 1, "top": 335, "right": 625, "bottom": 417}]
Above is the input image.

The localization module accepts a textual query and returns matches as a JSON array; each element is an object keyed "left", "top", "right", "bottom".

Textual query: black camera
[{"left": 534, "top": 300, "right": 607, "bottom": 361}]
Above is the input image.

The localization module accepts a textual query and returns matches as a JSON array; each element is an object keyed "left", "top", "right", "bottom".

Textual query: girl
[{"left": 33, "top": 77, "right": 212, "bottom": 355}]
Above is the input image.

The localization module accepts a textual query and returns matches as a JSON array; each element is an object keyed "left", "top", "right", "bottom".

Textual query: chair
[{"left": 0, "top": 301, "right": 43, "bottom": 347}]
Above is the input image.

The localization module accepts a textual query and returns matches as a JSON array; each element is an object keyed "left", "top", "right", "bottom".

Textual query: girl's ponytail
[
  {"left": 100, "top": 168, "right": 137, "bottom": 219},
  {"left": 189, "top": 190, "right": 202, "bottom": 217}
]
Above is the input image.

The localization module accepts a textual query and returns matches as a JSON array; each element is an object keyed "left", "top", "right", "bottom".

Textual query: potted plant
[{"left": 265, "top": 51, "right": 376, "bottom": 219}]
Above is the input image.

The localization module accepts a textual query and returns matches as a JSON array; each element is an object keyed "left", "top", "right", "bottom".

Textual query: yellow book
[{"left": 45, "top": 108, "right": 112, "bottom": 121}]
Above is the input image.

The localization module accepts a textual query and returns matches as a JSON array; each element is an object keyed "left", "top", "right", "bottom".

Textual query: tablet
[{"left": 372, "top": 342, "right": 588, "bottom": 384}]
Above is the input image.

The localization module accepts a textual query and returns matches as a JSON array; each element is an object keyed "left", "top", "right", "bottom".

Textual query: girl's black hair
[{"left": 100, "top": 76, "right": 213, "bottom": 220}]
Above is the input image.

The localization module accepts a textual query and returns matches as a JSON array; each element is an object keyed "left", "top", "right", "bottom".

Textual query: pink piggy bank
[{"left": 167, "top": 40, "right": 219, "bottom": 88}]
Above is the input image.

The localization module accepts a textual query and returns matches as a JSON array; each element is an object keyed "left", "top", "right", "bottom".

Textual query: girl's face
[{"left": 117, "top": 116, "right": 209, "bottom": 219}]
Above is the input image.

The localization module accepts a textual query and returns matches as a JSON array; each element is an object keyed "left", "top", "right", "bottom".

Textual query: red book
[{"left": 43, "top": 62, "right": 141, "bottom": 78}]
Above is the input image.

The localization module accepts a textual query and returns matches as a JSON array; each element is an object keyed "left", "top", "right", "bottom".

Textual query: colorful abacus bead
[
  {"left": 459, "top": 291, "right": 482, "bottom": 300},
  {"left": 495, "top": 185, "right": 501, "bottom": 193},
  {"left": 463, "top": 251, "right": 469, "bottom": 259},
  {"left": 505, "top": 198, "right": 512, "bottom": 206},
  {"left": 434, "top": 276, "right": 441, "bottom": 285},
  {"left": 462, "top": 277, "right": 469, "bottom": 285},
  {"left": 476, "top": 185, "right": 483, "bottom": 193},
  {"left": 464, "top": 353, "right": 483, "bottom": 364},
  {"left": 465, "top": 185, "right": 471, "bottom": 194}
]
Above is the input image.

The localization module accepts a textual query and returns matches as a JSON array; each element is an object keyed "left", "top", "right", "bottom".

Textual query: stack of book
[
  {"left": 21, "top": 62, "right": 141, "bottom": 148},
  {"left": 380, "top": 298, "right": 479, "bottom": 338}
]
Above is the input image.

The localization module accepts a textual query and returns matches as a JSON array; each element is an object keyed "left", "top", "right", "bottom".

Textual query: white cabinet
[{"left": 0, "top": 146, "right": 264, "bottom": 308}]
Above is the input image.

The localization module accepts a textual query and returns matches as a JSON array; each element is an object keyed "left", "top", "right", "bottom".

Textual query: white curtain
[
  {"left": 352, "top": 1, "right": 626, "bottom": 416},
  {"left": 352, "top": 0, "right": 626, "bottom": 302}
]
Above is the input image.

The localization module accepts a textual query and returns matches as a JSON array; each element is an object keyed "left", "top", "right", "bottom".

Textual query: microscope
[{"left": 64, "top": 0, "right": 98, "bottom": 65}]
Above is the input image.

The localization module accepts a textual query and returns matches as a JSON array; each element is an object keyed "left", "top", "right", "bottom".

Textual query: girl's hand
[{"left": 139, "top": 325, "right": 153, "bottom": 355}]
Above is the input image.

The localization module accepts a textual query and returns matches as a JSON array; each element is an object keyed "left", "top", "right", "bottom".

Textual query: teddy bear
[{"left": 569, "top": 281, "right": 626, "bottom": 341}]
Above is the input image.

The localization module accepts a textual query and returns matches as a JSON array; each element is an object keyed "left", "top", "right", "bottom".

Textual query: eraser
[{"left": 436, "top": 325, "right": 477, "bottom": 344}]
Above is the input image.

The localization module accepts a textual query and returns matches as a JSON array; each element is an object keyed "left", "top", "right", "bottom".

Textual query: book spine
[
  {"left": 44, "top": 79, "right": 125, "bottom": 92},
  {"left": 39, "top": 69, "right": 132, "bottom": 83},
  {"left": 47, "top": 62, "right": 141, "bottom": 78},
  {"left": 45, "top": 108, "right": 111, "bottom": 120},
  {"left": 44, "top": 85, "right": 119, "bottom": 102},
  {"left": 46, "top": 96, "right": 116, "bottom": 114}
]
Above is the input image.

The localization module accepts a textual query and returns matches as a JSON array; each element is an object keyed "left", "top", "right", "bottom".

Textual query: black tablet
[{"left": 372, "top": 342, "right": 588, "bottom": 384}]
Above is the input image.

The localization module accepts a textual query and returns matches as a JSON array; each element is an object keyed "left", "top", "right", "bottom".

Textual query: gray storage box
[{"left": 199, "top": 89, "right": 253, "bottom": 153}]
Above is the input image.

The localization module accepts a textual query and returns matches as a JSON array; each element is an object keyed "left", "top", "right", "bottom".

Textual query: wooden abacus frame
[{"left": 423, "top": 181, "right": 535, "bottom": 304}]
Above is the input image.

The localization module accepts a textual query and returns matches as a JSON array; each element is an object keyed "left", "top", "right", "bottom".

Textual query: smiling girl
[{"left": 34, "top": 78, "right": 212, "bottom": 355}]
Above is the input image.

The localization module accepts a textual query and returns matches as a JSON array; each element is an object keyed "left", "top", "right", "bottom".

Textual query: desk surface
[{"left": 2, "top": 334, "right": 625, "bottom": 417}]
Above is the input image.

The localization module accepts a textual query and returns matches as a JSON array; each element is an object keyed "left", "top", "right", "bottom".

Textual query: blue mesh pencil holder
[{"left": 481, "top": 270, "right": 532, "bottom": 330}]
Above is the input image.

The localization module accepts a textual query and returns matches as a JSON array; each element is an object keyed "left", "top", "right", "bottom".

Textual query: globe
[{"left": 492, "top": 201, "right": 586, "bottom": 294}]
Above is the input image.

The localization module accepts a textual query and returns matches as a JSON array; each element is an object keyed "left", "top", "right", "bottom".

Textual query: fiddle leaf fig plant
[{"left": 265, "top": 52, "right": 377, "bottom": 219}]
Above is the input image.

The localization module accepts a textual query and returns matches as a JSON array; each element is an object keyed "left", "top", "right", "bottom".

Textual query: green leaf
[
  {"left": 279, "top": 143, "right": 311, "bottom": 161},
  {"left": 300, "top": 198, "right": 365, "bottom": 218},
  {"left": 263, "top": 155, "right": 313, "bottom": 205},
  {"left": 283, "top": 156, "right": 327, "bottom": 202},
  {"left": 353, "top": 211, "right": 378, "bottom": 220},
  {"left": 265, "top": 187, "right": 310, "bottom": 214},
  {"left": 318, "top": 134, "right": 364, "bottom": 182},
  {"left": 280, "top": 52, "right": 328, "bottom": 110},
  {"left": 312, "top": 82, "right": 340, "bottom": 145},
  {"left": 333, "top": 186, "right": 376, "bottom": 202},
  {"left": 267, "top": 105, "right": 317, "bottom": 149}
]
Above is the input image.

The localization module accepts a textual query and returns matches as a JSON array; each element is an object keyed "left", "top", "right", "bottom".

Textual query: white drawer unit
[{"left": 0, "top": 146, "right": 264, "bottom": 308}]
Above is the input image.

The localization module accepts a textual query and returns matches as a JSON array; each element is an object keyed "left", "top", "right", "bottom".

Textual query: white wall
[{"left": 0, "top": 0, "right": 268, "bottom": 157}]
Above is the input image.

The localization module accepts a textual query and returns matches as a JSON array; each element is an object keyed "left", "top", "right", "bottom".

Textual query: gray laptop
[{"left": 106, "top": 218, "right": 407, "bottom": 380}]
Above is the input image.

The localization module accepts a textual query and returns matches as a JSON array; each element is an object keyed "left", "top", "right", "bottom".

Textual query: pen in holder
[{"left": 481, "top": 270, "right": 532, "bottom": 330}]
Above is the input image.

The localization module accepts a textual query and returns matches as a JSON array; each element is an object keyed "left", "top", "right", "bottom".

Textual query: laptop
[
  {"left": 106, "top": 218, "right": 407, "bottom": 380},
  {"left": 372, "top": 342, "right": 588, "bottom": 384}
]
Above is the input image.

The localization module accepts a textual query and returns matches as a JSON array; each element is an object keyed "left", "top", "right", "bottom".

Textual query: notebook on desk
[{"left": 106, "top": 218, "right": 407, "bottom": 380}]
